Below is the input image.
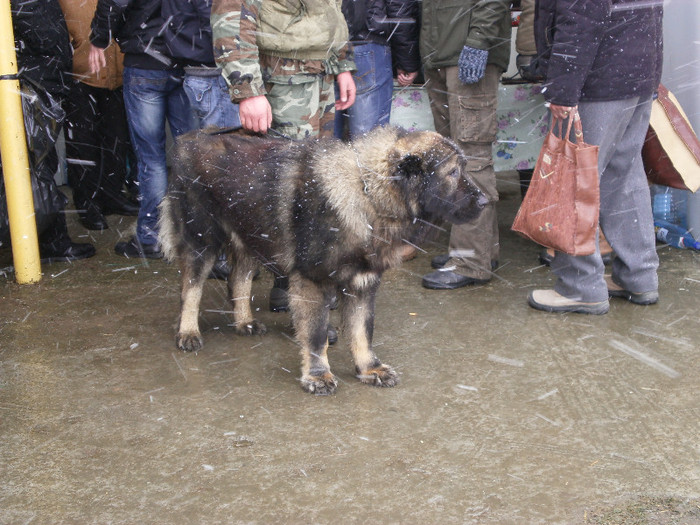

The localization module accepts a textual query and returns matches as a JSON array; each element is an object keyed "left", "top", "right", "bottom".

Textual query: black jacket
[
  {"left": 11, "top": 0, "right": 72, "bottom": 96},
  {"left": 161, "top": 0, "right": 215, "bottom": 66},
  {"left": 90, "top": 0, "right": 174, "bottom": 69},
  {"left": 534, "top": 0, "right": 663, "bottom": 106},
  {"left": 342, "top": 0, "right": 421, "bottom": 73}
]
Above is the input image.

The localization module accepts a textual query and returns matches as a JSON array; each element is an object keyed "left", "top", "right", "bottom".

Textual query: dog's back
[{"left": 160, "top": 130, "right": 292, "bottom": 269}]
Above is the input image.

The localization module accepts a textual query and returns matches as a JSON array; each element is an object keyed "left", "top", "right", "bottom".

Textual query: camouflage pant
[{"left": 265, "top": 74, "right": 336, "bottom": 139}]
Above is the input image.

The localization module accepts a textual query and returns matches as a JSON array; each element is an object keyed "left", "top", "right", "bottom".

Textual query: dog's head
[{"left": 391, "top": 131, "right": 488, "bottom": 224}]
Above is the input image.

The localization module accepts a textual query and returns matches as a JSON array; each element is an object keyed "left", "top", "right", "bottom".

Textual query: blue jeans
[
  {"left": 183, "top": 71, "right": 241, "bottom": 129},
  {"left": 334, "top": 42, "right": 394, "bottom": 139},
  {"left": 123, "top": 67, "right": 194, "bottom": 245}
]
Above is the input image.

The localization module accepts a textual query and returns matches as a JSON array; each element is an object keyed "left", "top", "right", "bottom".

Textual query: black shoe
[
  {"left": 114, "top": 237, "right": 162, "bottom": 259},
  {"left": 103, "top": 194, "right": 139, "bottom": 216},
  {"left": 269, "top": 286, "right": 289, "bottom": 312},
  {"left": 327, "top": 325, "right": 338, "bottom": 345},
  {"left": 208, "top": 258, "right": 230, "bottom": 280},
  {"left": 270, "top": 275, "right": 289, "bottom": 312},
  {"left": 40, "top": 241, "right": 96, "bottom": 264},
  {"left": 422, "top": 269, "right": 489, "bottom": 290},
  {"left": 78, "top": 206, "right": 109, "bottom": 231}
]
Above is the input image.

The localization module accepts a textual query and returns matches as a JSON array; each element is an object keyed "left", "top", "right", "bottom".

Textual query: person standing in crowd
[
  {"left": 419, "top": 0, "right": 512, "bottom": 290},
  {"left": 212, "top": 0, "right": 356, "bottom": 313},
  {"left": 7, "top": 0, "right": 96, "bottom": 263},
  {"left": 527, "top": 0, "right": 663, "bottom": 314},
  {"left": 90, "top": 0, "right": 194, "bottom": 259},
  {"left": 335, "top": 0, "right": 421, "bottom": 140},
  {"left": 59, "top": 0, "right": 138, "bottom": 232},
  {"left": 162, "top": 0, "right": 241, "bottom": 131},
  {"left": 162, "top": 0, "right": 242, "bottom": 280}
]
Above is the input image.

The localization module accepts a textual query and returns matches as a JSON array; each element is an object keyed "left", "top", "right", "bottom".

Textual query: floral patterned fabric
[{"left": 390, "top": 82, "right": 548, "bottom": 172}]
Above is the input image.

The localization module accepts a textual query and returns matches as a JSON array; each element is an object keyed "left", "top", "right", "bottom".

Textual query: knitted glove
[{"left": 458, "top": 46, "right": 488, "bottom": 84}]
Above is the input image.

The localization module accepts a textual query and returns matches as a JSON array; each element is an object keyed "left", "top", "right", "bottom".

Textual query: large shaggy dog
[{"left": 159, "top": 126, "right": 486, "bottom": 394}]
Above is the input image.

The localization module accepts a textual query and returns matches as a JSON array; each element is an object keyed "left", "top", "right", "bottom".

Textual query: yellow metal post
[{"left": 0, "top": 0, "right": 41, "bottom": 283}]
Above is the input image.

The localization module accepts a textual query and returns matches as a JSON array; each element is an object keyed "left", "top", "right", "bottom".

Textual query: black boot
[
  {"left": 269, "top": 275, "right": 289, "bottom": 312},
  {"left": 39, "top": 214, "right": 96, "bottom": 263}
]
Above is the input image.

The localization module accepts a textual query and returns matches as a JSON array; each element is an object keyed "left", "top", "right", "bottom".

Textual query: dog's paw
[
  {"left": 300, "top": 372, "right": 339, "bottom": 395},
  {"left": 357, "top": 364, "right": 399, "bottom": 387},
  {"left": 176, "top": 332, "right": 203, "bottom": 352},
  {"left": 235, "top": 320, "right": 267, "bottom": 336}
]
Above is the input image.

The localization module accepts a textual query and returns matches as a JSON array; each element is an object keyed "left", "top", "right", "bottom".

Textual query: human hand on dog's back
[{"left": 239, "top": 95, "right": 273, "bottom": 133}]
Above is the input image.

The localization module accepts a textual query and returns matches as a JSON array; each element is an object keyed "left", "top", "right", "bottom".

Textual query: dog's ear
[{"left": 396, "top": 154, "right": 424, "bottom": 178}]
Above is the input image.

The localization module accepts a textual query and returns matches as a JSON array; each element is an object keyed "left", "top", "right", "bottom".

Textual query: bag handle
[{"left": 551, "top": 108, "right": 583, "bottom": 144}]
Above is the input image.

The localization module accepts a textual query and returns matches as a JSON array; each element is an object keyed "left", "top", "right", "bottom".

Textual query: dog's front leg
[
  {"left": 176, "top": 253, "right": 217, "bottom": 352},
  {"left": 341, "top": 275, "right": 399, "bottom": 388},
  {"left": 289, "top": 273, "right": 337, "bottom": 395}
]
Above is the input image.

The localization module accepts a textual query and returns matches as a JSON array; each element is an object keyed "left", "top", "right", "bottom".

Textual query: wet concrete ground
[{"left": 1, "top": 172, "right": 699, "bottom": 524}]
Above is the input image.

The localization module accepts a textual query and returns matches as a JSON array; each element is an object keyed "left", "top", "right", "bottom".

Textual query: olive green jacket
[{"left": 420, "top": 0, "right": 511, "bottom": 71}]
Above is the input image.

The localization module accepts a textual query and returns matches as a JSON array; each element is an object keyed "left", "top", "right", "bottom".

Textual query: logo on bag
[{"left": 539, "top": 222, "right": 554, "bottom": 232}]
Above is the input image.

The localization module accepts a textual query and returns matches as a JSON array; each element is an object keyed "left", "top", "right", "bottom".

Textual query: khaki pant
[{"left": 424, "top": 65, "right": 500, "bottom": 280}]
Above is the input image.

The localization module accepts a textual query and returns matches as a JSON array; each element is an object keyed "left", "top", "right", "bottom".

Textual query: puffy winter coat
[
  {"left": 342, "top": 0, "right": 421, "bottom": 73},
  {"left": 11, "top": 0, "right": 73, "bottom": 95},
  {"left": 420, "top": 0, "right": 511, "bottom": 71},
  {"left": 534, "top": 0, "right": 663, "bottom": 106}
]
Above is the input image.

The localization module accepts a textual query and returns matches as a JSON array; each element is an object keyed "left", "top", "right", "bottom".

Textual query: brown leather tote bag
[{"left": 512, "top": 108, "right": 600, "bottom": 256}]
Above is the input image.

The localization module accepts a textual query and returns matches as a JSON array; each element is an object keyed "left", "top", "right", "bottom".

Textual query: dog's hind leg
[
  {"left": 176, "top": 249, "right": 217, "bottom": 352},
  {"left": 228, "top": 253, "right": 266, "bottom": 336},
  {"left": 289, "top": 273, "right": 337, "bottom": 395},
  {"left": 341, "top": 275, "right": 399, "bottom": 388}
]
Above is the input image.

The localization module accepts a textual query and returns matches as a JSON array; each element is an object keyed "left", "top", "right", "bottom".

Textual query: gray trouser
[
  {"left": 424, "top": 65, "right": 500, "bottom": 280},
  {"left": 552, "top": 97, "right": 659, "bottom": 302}
]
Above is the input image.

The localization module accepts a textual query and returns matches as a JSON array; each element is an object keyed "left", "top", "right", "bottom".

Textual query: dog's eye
[{"left": 449, "top": 168, "right": 460, "bottom": 179}]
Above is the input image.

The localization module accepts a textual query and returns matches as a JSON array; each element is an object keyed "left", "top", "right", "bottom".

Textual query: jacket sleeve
[
  {"left": 90, "top": 0, "right": 129, "bottom": 49},
  {"left": 464, "top": 0, "right": 511, "bottom": 52},
  {"left": 211, "top": 0, "right": 265, "bottom": 102},
  {"left": 541, "top": 0, "right": 609, "bottom": 106},
  {"left": 385, "top": 0, "right": 420, "bottom": 73}
]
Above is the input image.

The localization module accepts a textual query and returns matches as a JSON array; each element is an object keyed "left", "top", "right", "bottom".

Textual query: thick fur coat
[{"left": 159, "top": 126, "right": 486, "bottom": 394}]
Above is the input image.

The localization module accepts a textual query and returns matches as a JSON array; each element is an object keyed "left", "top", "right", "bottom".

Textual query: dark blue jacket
[
  {"left": 90, "top": 0, "right": 174, "bottom": 69},
  {"left": 161, "top": 0, "right": 215, "bottom": 66},
  {"left": 534, "top": 0, "right": 663, "bottom": 106},
  {"left": 342, "top": 0, "right": 421, "bottom": 73}
]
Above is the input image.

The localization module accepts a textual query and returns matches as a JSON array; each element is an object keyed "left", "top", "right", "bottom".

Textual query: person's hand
[
  {"left": 88, "top": 44, "right": 106, "bottom": 75},
  {"left": 397, "top": 69, "right": 418, "bottom": 87},
  {"left": 549, "top": 104, "right": 577, "bottom": 120},
  {"left": 239, "top": 95, "right": 273, "bottom": 133},
  {"left": 335, "top": 71, "right": 356, "bottom": 111}
]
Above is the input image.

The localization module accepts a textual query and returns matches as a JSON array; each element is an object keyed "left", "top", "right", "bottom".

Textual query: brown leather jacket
[{"left": 58, "top": 0, "right": 123, "bottom": 90}]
